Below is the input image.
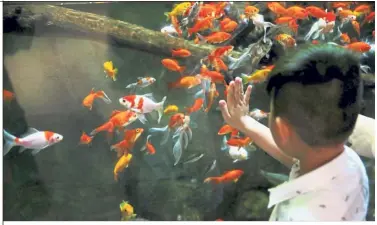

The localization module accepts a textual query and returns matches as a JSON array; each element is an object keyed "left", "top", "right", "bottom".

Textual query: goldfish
[
  {"left": 171, "top": 115, "right": 193, "bottom": 165},
  {"left": 204, "top": 82, "right": 219, "bottom": 113},
  {"left": 286, "top": 6, "right": 307, "bottom": 19},
  {"left": 187, "top": 17, "right": 214, "bottom": 37},
  {"left": 275, "top": 16, "right": 296, "bottom": 24},
  {"left": 197, "top": 4, "right": 217, "bottom": 19},
  {"left": 120, "top": 201, "right": 137, "bottom": 221},
  {"left": 200, "top": 65, "right": 225, "bottom": 84},
  {"left": 79, "top": 131, "right": 93, "bottom": 145},
  {"left": 111, "top": 128, "right": 144, "bottom": 157},
  {"left": 168, "top": 75, "right": 202, "bottom": 90},
  {"left": 172, "top": 48, "right": 191, "bottom": 58},
  {"left": 340, "top": 32, "right": 351, "bottom": 44},
  {"left": 210, "top": 57, "right": 228, "bottom": 72},
  {"left": 249, "top": 109, "right": 269, "bottom": 121},
  {"left": 220, "top": 18, "right": 232, "bottom": 28},
  {"left": 161, "top": 24, "right": 179, "bottom": 37},
  {"left": 354, "top": 4, "right": 371, "bottom": 15},
  {"left": 345, "top": 42, "right": 371, "bottom": 53},
  {"left": 275, "top": 34, "right": 296, "bottom": 48},
  {"left": 305, "top": 6, "right": 327, "bottom": 19},
  {"left": 171, "top": 15, "right": 183, "bottom": 37},
  {"left": 338, "top": 9, "right": 357, "bottom": 21},
  {"left": 119, "top": 93, "right": 167, "bottom": 124},
  {"left": 196, "top": 32, "right": 232, "bottom": 44},
  {"left": 149, "top": 113, "right": 186, "bottom": 145},
  {"left": 218, "top": 124, "right": 238, "bottom": 136},
  {"left": 3, "top": 128, "right": 63, "bottom": 156},
  {"left": 267, "top": 2, "right": 287, "bottom": 16},
  {"left": 240, "top": 68, "right": 272, "bottom": 85},
  {"left": 140, "top": 135, "right": 156, "bottom": 155},
  {"left": 204, "top": 169, "right": 244, "bottom": 184},
  {"left": 164, "top": 2, "right": 192, "bottom": 20},
  {"left": 90, "top": 110, "right": 142, "bottom": 140},
  {"left": 352, "top": 20, "right": 361, "bottom": 36},
  {"left": 209, "top": 46, "right": 234, "bottom": 60},
  {"left": 3, "top": 89, "right": 14, "bottom": 103},
  {"left": 161, "top": 58, "right": 186, "bottom": 75},
  {"left": 164, "top": 105, "right": 179, "bottom": 115},
  {"left": 361, "top": 12, "right": 375, "bottom": 26},
  {"left": 227, "top": 136, "right": 252, "bottom": 149},
  {"left": 103, "top": 61, "right": 118, "bottom": 81},
  {"left": 82, "top": 88, "right": 112, "bottom": 110},
  {"left": 185, "top": 98, "right": 204, "bottom": 114},
  {"left": 332, "top": 2, "right": 352, "bottom": 9},
  {"left": 220, "top": 20, "right": 238, "bottom": 33},
  {"left": 126, "top": 77, "right": 156, "bottom": 89},
  {"left": 244, "top": 4, "right": 259, "bottom": 18},
  {"left": 114, "top": 153, "right": 133, "bottom": 181}
]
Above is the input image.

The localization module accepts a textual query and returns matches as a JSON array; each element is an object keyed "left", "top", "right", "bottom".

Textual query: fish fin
[
  {"left": 173, "top": 135, "right": 183, "bottom": 166},
  {"left": 234, "top": 178, "right": 239, "bottom": 183},
  {"left": 137, "top": 114, "right": 148, "bottom": 124},
  {"left": 157, "top": 96, "right": 167, "bottom": 124},
  {"left": 100, "top": 91, "right": 112, "bottom": 104},
  {"left": 3, "top": 130, "right": 17, "bottom": 156},
  {"left": 196, "top": 33, "right": 207, "bottom": 44},
  {"left": 125, "top": 83, "right": 137, "bottom": 89},
  {"left": 19, "top": 146, "right": 28, "bottom": 153},
  {"left": 31, "top": 148, "right": 43, "bottom": 156},
  {"left": 187, "top": 127, "right": 193, "bottom": 140},
  {"left": 194, "top": 89, "right": 204, "bottom": 99},
  {"left": 140, "top": 145, "right": 146, "bottom": 152},
  {"left": 240, "top": 73, "right": 250, "bottom": 84},
  {"left": 20, "top": 127, "right": 39, "bottom": 139},
  {"left": 164, "top": 12, "right": 170, "bottom": 21},
  {"left": 233, "top": 160, "right": 239, "bottom": 163},
  {"left": 221, "top": 136, "right": 229, "bottom": 151},
  {"left": 142, "top": 93, "right": 154, "bottom": 99},
  {"left": 183, "top": 131, "right": 189, "bottom": 149}
]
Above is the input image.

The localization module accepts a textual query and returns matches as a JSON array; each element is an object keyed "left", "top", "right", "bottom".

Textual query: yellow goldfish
[
  {"left": 114, "top": 153, "right": 132, "bottom": 181},
  {"left": 120, "top": 200, "right": 137, "bottom": 221},
  {"left": 103, "top": 61, "right": 118, "bottom": 81},
  {"left": 164, "top": 105, "right": 179, "bottom": 115},
  {"left": 164, "top": 2, "right": 192, "bottom": 21},
  {"left": 241, "top": 66, "right": 275, "bottom": 85}
]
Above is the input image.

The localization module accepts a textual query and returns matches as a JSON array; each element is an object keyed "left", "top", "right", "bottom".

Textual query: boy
[{"left": 218, "top": 45, "right": 369, "bottom": 221}]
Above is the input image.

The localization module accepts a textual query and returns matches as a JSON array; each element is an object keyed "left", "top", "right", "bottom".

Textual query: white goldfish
[{"left": 126, "top": 77, "right": 156, "bottom": 89}]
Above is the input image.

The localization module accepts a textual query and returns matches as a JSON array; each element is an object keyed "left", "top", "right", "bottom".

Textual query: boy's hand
[{"left": 219, "top": 77, "right": 254, "bottom": 132}]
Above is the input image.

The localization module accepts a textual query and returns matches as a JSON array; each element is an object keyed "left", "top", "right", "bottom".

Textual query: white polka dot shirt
[{"left": 268, "top": 146, "right": 369, "bottom": 221}]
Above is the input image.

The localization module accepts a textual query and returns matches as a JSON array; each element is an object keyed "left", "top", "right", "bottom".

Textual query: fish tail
[
  {"left": 164, "top": 12, "right": 171, "bottom": 21},
  {"left": 161, "top": 127, "right": 171, "bottom": 145},
  {"left": 204, "top": 177, "right": 222, "bottom": 184},
  {"left": 90, "top": 121, "right": 114, "bottom": 136},
  {"left": 114, "top": 172, "right": 119, "bottom": 182},
  {"left": 3, "top": 130, "right": 17, "bottom": 156},
  {"left": 125, "top": 83, "right": 137, "bottom": 89},
  {"left": 157, "top": 96, "right": 167, "bottom": 124},
  {"left": 179, "top": 66, "right": 186, "bottom": 75},
  {"left": 172, "top": 134, "right": 183, "bottom": 166},
  {"left": 240, "top": 73, "right": 250, "bottom": 84},
  {"left": 187, "top": 28, "right": 194, "bottom": 37}
]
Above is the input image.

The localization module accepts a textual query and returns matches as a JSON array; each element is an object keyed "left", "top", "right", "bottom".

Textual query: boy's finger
[
  {"left": 227, "top": 81, "right": 235, "bottom": 106},
  {"left": 244, "top": 85, "right": 253, "bottom": 104},
  {"left": 219, "top": 100, "right": 231, "bottom": 120},
  {"left": 234, "top": 78, "right": 241, "bottom": 102},
  {"left": 237, "top": 77, "right": 244, "bottom": 95}
]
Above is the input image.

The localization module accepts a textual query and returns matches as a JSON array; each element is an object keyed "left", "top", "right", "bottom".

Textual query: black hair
[{"left": 266, "top": 44, "right": 362, "bottom": 147}]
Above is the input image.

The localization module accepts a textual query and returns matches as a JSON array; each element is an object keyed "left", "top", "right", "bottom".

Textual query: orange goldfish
[
  {"left": 286, "top": 6, "right": 307, "bottom": 19},
  {"left": 141, "top": 134, "right": 156, "bottom": 155},
  {"left": 171, "top": 15, "right": 183, "bottom": 37},
  {"left": 172, "top": 48, "right": 191, "bottom": 58},
  {"left": 220, "top": 18, "right": 232, "bottom": 28},
  {"left": 244, "top": 4, "right": 259, "bottom": 18},
  {"left": 354, "top": 4, "right": 371, "bottom": 15},
  {"left": 197, "top": 32, "right": 232, "bottom": 44},
  {"left": 275, "top": 34, "right": 296, "bottom": 48},
  {"left": 220, "top": 20, "right": 238, "bottom": 33},
  {"left": 345, "top": 42, "right": 371, "bottom": 53},
  {"left": 218, "top": 124, "right": 238, "bottom": 136},
  {"left": 267, "top": 2, "right": 287, "bottom": 16},
  {"left": 103, "top": 61, "right": 118, "bottom": 81},
  {"left": 185, "top": 98, "right": 204, "bottom": 114},
  {"left": 204, "top": 82, "right": 219, "bottom": 113},
  {"left": 79, "top": 131, "right": 93, "bottom": 145},
  {"left": 188, "top": 17, "right": 214, "bottom": 36},
  {"left": 332, "top": 2, "right": 352, "bottom": 9},
  {"left": 3, "top": 89, "right": 15, "bottom": 103},
  {"left": 351, "top": 20, "right": 361, "bottom": 36},
  {"left": 274, "top": 16, "right": 296, "bottom": 24},
  {"left": 209, "top": 46, "right": 234, "bottom": 59},
  {"left": 161, "top": 59, "right": 186, "bottom": 75},
  {"left": 197, "top": 4, "right": 217, "bottom": 19},
  {"left": 312, "top": 40, "right": 320, "bottom": 44},
  {"left": 305, "top": 6, "right": 327, "bottom": 19},
  {"left": 227, "top": 136, "right": 252, "bottom": 148},
  {"left": 340, "top": 33, "right": 351, "bottom": 44},
  {"left": 82, "top": 88, "right": 112, "bottom": 110},
  {"left": 210, "top": 57, "right": 228, "bottom": 72},
  {"left": 111, "top": 128, "right": 144, "bottom": 157},
  {"left": 361, "top": 12, "right": 375, "bottom": 26},
  {"left": 168, "top": 75, "right": 202, "bottom": 90},
  {"left": 200, "top": 65, "right": 225, "bottom": 84},
  {"left": 338, "top": 9, "right": 357, "bottom": 20},
  {"left": 204, "top": 169, "right": 244, "bottom": 184},
  {"left": 114, "top": 153, "right": 132, "bottom": 181}
]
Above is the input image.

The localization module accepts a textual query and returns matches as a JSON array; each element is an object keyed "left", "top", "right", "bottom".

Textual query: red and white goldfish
[
  {"left": 126, "top": 77, "right": 156, "bottom": 89},
  {"left": 111, "top": 128, "right": 144, "bottom": 157},
  {"left": 185, "top": 98, "right": 204, "bottom": 114},
  {"left": 149, "top": 113, "right": 186, "bottom": 145},
  {"left": 168, "top": 75, "right": 202, "bottom": 90},
  {"left": 103, "top": 61, "right": 118, "bottom": 81},
  {"left": 119, "top": 93, "right": 167, "bottom": 124},
  {"left": 4, "top": 128, "right": 63, "bottom": 156},
  {"left": 3, "top": 89, "right": 14, "bottom": 103},
  {"left": 161, "top": 58, "right": 186, "bottom": 75},
  {"left": 79, "top": 131, "right": 93, "bottom": 146},
  {"left": 204, "top": 169, "right": 244, "bottom": 184},
  {"left": 82, "top": 88, "right": 112, "bottom": 110},
  {"left": 114, "top": 153, "right": 132, "bottom": 181},
  {"left": 204, "top": 82, "right": 219, "bottom": 113},
  {"left": 140, "top": 134, "right": 156, "bottom": 155}
]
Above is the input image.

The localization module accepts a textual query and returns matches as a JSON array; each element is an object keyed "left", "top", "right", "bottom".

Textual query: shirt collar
[{"left": 267, "top": 146, "right": 350, "bottom": 208}]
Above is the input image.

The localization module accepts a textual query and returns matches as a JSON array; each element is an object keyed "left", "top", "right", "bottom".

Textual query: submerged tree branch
[{"left": 3, "top": 4, "right": 242, "bottom": 59}]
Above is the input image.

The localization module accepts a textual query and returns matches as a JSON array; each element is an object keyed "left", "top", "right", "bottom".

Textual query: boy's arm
[{"left": 240, "top": 116, "right": 296, "bottom": 168}]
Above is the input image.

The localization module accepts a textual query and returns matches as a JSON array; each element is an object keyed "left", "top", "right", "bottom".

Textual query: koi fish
[
  {"left": 90, "top": 110, "right": 142, "bottom": 140},
  {"left": 3, "top": 128, "right": 63, "bottom": 156},
  {"left": 119, "top": 93, "right": 167, "bottom": 124},
  {"left": 249, "top": 109, "right": 269, "bottom": 121},
  {"left": 114, "top": 153, "right": 132, "bottom": 181},
  {"left": 149, "top": 113, "right": 185, "bottom": 145},
  {"left": 185, "top": 98, "right": 204, "bottom": 114},
  {"left": 140, "top": 135, "right": 156, "bottom": 155},
  {"left": 172, "top": 48, "right": 191, "bottom": 58},
  {"left": 79, "top": 131, "right": 93, "bottom": 145},
  {"left": 164, "top": 2, "right": 192, "bottom": 20},
  {"left": 204, "top": 82, "right": 219, "bottom": 113},
  {"left": 240, "top": 67, "right": 273, "bottom": 85},
  {"left": 103, "top": 61, "right": 118, "bottom": 81},
  {"left": 3, "top": 89, "right": 14, "bottom": 103},
  {"left": 164, "top": 105, "right": 179, "bottom": 115},
  {"left": 125, "top": 77, "right": 156, "bottom": 89},
  {"left": 204, "top": 169, "right": 244, "bottom": 184},
  {"left": 161, "top": 59, "right": 186, "bottom": 75},
  {"left": 111, "top": 128, "right": 144, "bottom": 157},
  {"left": 120, "top": 201, "right": 137, "bottom": 221},
  {"left": 196, "top": 32, "right": 232, "bottom": 44},
  {"left": 168, "top": 75, "right": 202, "bottom": 90},
  {"left": 82, "top": 88, "right": 112, "bottom": 110}
]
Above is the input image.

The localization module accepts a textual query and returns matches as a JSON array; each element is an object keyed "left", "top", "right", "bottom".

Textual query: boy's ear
[{"left": 275, "top": 117, "right": 292, "bottom": 145}]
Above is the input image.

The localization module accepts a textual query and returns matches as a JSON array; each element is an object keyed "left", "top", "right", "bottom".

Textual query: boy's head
[{"left": 266, "top": 44, "right": 362, "bottom": 156}]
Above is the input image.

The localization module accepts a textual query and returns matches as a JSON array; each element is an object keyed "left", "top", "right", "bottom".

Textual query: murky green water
[{"left": 3, "top": 2, "right": 375, "bottom": 221}]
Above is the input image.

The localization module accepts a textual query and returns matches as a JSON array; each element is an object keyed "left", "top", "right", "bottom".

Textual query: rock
[{"left": 233, "top": 190, "right": 271, "bottom": 221}]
